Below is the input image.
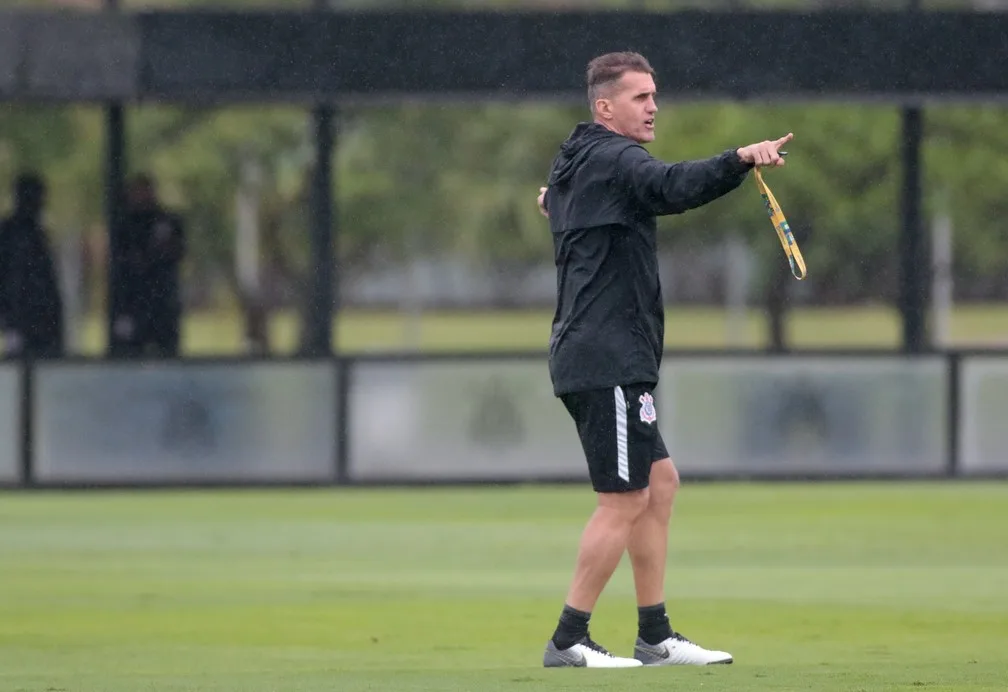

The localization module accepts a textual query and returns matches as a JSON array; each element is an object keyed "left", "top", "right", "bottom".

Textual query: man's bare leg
[
  {"left": 627, "top": 459, "right": 734, "bottom": 665},
  {"left": 549, "top": 489, "right": 649, "bottom": 650},
  {"left": 565, "top": 489, "right": 650, "bottom": 611},
  {"left": 627, "top": 459, "right": 680, "bottom": 609}
]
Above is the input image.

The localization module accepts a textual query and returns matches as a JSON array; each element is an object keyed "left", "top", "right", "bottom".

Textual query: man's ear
[{"left": 595, "top": 98, "right": 613, "bottom": 121}]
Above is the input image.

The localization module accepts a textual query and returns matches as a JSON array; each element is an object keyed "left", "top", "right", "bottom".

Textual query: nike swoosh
[
  {"left": 563, "top": 650, "right": 587, "bottom": 666},
  {"left": 639, "top": 643, "right": 670, "bottom": 660}
]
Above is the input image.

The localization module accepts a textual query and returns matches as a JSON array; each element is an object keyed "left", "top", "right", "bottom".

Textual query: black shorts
[{"left": 561, "top": 382, "right": 669, "bottom": 493}]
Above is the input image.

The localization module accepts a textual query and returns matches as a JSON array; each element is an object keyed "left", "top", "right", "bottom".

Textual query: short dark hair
[
  {"left": 128, "top": 172, "right": 156, "bottom": 191},
  {"left": 586, "top": 52, "right": 655, "bottom": 110},
  {"left": 14, "top": 172, "right": 45, "bottom": 209}
]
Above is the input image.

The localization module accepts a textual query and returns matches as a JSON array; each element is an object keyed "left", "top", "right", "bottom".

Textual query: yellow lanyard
[{"left": 754, "top": 167, "right": 807, "bottom": 281}]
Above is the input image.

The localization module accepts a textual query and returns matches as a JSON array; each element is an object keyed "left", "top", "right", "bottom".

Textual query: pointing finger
[{"left": 775, "top": 132, "right": 794, "bottom": 148}]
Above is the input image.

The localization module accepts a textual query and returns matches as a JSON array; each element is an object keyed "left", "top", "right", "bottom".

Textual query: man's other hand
[
  {"left": 737, "top": 133, "right": 793, "bottom": 168},
  {"left": 537, "top": 187, "right": 549, "bottom": 218}
]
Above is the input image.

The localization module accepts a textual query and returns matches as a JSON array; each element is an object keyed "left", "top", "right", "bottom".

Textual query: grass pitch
[
  {"left": 69, "top": 303, "right": 1008, "bottom": 355},
  {"left": 1, "top": 482, "right": 1007, "bottom": 691}
]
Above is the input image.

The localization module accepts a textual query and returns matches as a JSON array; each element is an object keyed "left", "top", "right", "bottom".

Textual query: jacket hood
[{"left": 547, "top": 122, "right": 626, "bottom": 187}]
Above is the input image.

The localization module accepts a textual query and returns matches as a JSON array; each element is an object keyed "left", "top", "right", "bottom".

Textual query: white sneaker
[
  {"left": 543, "top": 636, "right": 643, "bottom": 668},
  {"left": 633, "top": 632, "right": 733, "bottom": 665}
]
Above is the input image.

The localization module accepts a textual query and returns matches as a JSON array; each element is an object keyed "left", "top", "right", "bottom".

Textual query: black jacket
[
  {"left": 113, "top": 207, "right": 186, "bottom": 319},
  {"left": 544, "top": 122, "right": 751, "bottom": 395},
  {"left": 0, "top": 214, "right": 64, "bottom": 355}
]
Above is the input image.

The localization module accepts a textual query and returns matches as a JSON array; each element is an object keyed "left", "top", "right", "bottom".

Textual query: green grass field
[
  {"left": 69, "top": 303, "right": 1008, "bottom": 355},
  {"left": 2, "top": 482, "right": 1007, "bottom": 691}
]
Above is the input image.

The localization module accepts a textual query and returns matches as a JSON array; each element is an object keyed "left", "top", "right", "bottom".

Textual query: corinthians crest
[{"left": 639, "top": 392, "right": 657, "bottom": 424}]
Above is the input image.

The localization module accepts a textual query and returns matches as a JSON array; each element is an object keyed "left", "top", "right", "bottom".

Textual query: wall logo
[
  {"left": 639, "top": 392, "right": 657, "bottom": 424},
  {"left": 469, "top": 378, "right": 524, "bottom": 449},
  {"left": 161, "top": 387, "right": 216, "bottom": 454},
  {"left": 740, "top": 374, "right": 865, "bottom": 466}
]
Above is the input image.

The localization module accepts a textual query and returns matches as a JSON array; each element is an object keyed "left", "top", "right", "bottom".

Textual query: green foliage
[
  {"left": 926, "top": 105, "right": 1008, "bottom": 278},
  {"left": 2, "top": 95, "right": 1008, "bottom": 308},
  {"left": 0, "top": 106, "right": 94, "bottom": 229},
  {"left": 644, "top": 103, "right": 905, "bottom": 298}
]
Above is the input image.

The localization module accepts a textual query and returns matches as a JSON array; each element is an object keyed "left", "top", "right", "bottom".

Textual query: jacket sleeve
[{"left": 615, "top": 145, "right": 752, "bottom": 216}]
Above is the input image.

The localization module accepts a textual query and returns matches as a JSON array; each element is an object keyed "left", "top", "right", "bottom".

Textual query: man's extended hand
[
  {"left": 737, "top": 133, "right": 793, "bottom": 168},
  {"left": 537, "top": 186, "right": 549, "bottom": 218}
]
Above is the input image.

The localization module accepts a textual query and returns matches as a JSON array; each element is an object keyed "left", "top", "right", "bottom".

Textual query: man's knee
[
  {"left": 597, "top": 487, "right": 651, "bottom": 521},
  {"left": 649, "top": 458, "right": 680, "bottom": 509}
]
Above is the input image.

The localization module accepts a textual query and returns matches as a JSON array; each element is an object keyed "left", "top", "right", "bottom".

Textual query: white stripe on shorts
[{"left": 614, "top": 386, "right": 629, "bottom": 482}]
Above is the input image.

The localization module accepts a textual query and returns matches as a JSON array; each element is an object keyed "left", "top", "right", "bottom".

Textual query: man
[
  {"left": 0, "top": 174, "right": 64, "bottom": 358},
  {"left": 536, "top": 51, "right": 791, "bottom": 669},
  {"left": 109, "top": 174, "right": 185, "bottom": 358}
]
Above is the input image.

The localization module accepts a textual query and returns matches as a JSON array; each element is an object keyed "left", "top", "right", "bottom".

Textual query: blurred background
[
  {"left": 3, "top": 8, "right": 1007, "bottom": 691},
  {"left": 1, "top": 0, "right": 1007, "bottom": 487}
]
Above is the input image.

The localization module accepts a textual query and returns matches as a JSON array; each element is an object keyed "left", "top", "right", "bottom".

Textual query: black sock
[
  {"left": 551, "top": 604, "right": 591, "bottom": 649},
  {"left": 637, "top": 602, "right": 674, "bottom": 645}
]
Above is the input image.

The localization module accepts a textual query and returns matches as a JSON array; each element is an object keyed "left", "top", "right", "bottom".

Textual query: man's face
[
  {"left": 127, "top": 181, "right": 155, "bottom": 211},
  {"left": 596, "top": 71, "right": 658, "bottom": 144}
]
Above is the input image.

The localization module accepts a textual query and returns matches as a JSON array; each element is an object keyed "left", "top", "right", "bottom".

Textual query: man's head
[
  {"left": 13, "top": 173, "right": 46, "bottom": 220},
  {"left": 587, "top": 51, "right": 657, "bottom": 144},
  {"left": 126, "top": 173, "right": 158, "bottom": 212}
]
